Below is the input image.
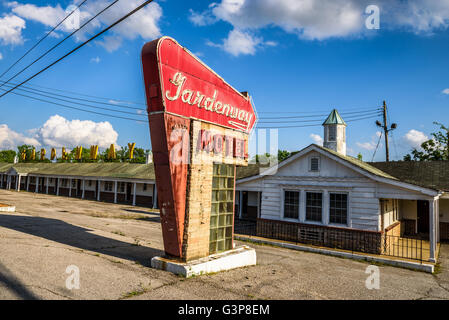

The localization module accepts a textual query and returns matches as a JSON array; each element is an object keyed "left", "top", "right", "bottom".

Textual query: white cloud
[
  {"left": 0, "top": 14, "right": 26, "bottom": 45},
  {"left": 10, "top": 3, "right": 66, "bottom": 29},
  {"left": 403, "top": 129, "right": 428, "bottom": 149},
  {"left": 356, "top": 131, "right": 382, "bottom": 151},
  {"left": 310, "top": 133, "right": 323, "bottom": 146},
  {"left": 442, "top": 88, "right": 449, "bottom": 95},
  {"left": 7, "top": 0, "right": 163, "bottom": 51},
  {"left": 191, "top": 0, "right": 449, "bottom": 54},
  {"left": 356, "top": 141, "right": 377, "bottom": 151},
  {"left": 189, "top": 8, "right": 216, "bottom": 26},
  {"left": 0, "top": 124, "right": 40, "bottom": 150},
  {"left": 90, "top": 56, "right": 101, "bottom": 63},
  {"left": 31, "top": 115, "right": 118, "bottom": 149},
  {"left": 208, "top": 29, "right": 273, "bottom": 56}
]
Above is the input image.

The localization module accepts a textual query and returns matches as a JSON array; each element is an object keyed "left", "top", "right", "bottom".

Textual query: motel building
[
  {"left": 235, "top": 109, "right": 449, "bottom": 263},
  {"left": 0, "top": 162, "right": 157, "bottom": 208}
]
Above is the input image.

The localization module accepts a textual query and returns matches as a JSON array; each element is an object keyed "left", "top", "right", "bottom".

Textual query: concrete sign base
[{"left": 151, "top": 245, "right": 256, "bottom": 278}]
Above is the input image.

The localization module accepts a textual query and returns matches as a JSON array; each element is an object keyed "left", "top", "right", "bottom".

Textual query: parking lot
[{"left": 1, "top": 189, "right": 449, "bottom": 300}]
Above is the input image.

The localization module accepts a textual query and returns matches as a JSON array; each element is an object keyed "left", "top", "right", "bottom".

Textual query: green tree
[
  {"left": 0, "top": 150, "right": 16, "bottom": 163},
  {"left": 404, "top": 122, "right": 449, "bottom": 161}
]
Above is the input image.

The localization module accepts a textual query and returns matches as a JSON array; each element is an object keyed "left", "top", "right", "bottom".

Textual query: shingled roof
[
  {"left": 370, "top": 161, "right": 449, "bottom": 192},
  {"left": 0, "top": 162, "right": 155, "bottom": 180}
]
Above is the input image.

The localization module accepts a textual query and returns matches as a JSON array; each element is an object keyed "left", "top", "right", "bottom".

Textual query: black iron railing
[{"left": 234, "top": 220, "right": 428, "bottom": 262}]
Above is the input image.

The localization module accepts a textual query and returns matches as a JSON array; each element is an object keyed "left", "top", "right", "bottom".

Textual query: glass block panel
[{"left": 210, "top": 163, "right": 235, "bottom": 254}]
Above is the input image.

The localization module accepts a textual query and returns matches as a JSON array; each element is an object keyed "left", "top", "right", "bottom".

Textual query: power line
[
  {"left": 0, "top": 0, "right": 121, "bottom": 93},
  {"left": 258, "top": 109, "right": 381, "bottom": 120},
  {"left": 0, "top": 84, "right": 146, "bottom": 117},
  {"left": 257, "top": 107, "right": 380, "bottom": 114},
  {"left": 26, "top": 82, "right": 147, "bottom": 106},
  {"left": 0, "top": 0, "right": 89, "bottom": 80},
  {"left": 0, "top": 87, "right": 147, "bottom": 123},
  {"left": 258, "top": 111, "right": 382, "bottom": 123},
  {"left": 0, "top": 0, "right": 154, "bottom": 99},
  {"left": 256, "top": 114, "right": 379, "bottom": 129},
  {"left": 0, "top": 80, "right": 146, "bottom": 111},
  {"left": 371, "top": 131, "right": 383, "bottom": 162}
]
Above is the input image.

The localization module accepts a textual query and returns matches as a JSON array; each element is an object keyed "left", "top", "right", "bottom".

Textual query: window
[
  {"left": 329, "top": 193, "right": 348, "bottom": 225},
  {"left": 104, "top": 181, "right": 113, "bottom": 192},
  {"left": 143, "top": 183, "right": 147, "bottom": 191},
  {"left": 284, "top": 191, "right": 299, "bottom": 219},
  {"left": 306, "top": 192, "right": 322, "bottom": 222},
  {"left": 310, "top": 157, "right": 320, "bottom": 172},
  {"left": 88, "top": 180, "right": 92, "bottom": 187},
  {"left": 328, "top": 126, "right": 337, "bottom": 141},
  {"left": 210, "top": 163, "right": 235, "bottom": 254},
  {"left": 118, "top": 182, "right": 125, "bottom": 193},
  {"left": 72, "top": 179, "right": 76, "bottom": 188}
]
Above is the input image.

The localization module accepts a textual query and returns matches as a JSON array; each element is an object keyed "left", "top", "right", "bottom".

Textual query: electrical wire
[
  {"left": 0, "top": 0, "right": 121, "bottom": 92},
  {"left": 0, "top": 0, "right": 89, "bottom": 80},
  {"left": 256, "top": 114, "right": 380, "bottom": 129},
  {"left": 0, "top": 87, "right": 147, "bottom": 123},
  {"left": 0, "top": 80, "right": 146, "bottom": 111},
  {"left": 371, "top": 131, "right": 383, "bottom": 162},
  {"left": 0, "top": 0, "right": 154, "bottom": 99}
]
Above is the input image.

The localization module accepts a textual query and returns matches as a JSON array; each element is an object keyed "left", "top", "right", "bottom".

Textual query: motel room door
[{"left": 417, "top": 200, "right": 429, "bottom": 234}]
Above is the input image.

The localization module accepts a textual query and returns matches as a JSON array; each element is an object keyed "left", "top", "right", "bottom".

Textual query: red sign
[{"left": 143, "top": 37, "right": 257, "bottom": 133}]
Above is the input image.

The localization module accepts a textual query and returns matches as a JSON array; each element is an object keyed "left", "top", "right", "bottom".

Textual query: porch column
[
  {"left": 299, "top": 190, "right": 306, "bottom": 223},
  {"left": 35, "top": 177, "right": 39, "bottom": 193},
  {"left": 82, "top": 180, "right": 85, "bottom": 199},
  {"left": 16, "top": 175, "right": 21, "bottom": 191},
  {"left": 69, "top": 179, "right": 72, "bottom": 197},
  {"left": 238, "top": 191, "right": 243, "bottom": 219},
  {"left": 0, "top": 174, "right": 3, "bottom": 188},
  {"left": 322, "top": 190, "right": 329, "bottom": 225},
  {"left": 57, "top": 178, "right": 60, "bottom": 196},
  {"left": 26, "top": 176, "right": 29, "bottom": 191},
  {"left": 132, "top": 182, "right": 137, "bottom": 206},
  {"left": 429, "top": 199, "right": 436, "bottom": 262},
  {"left": 114, "top": 181, "right": 118, "bottom": 204},
  {"left": 97, "top": 181, "right": 101, "bottom": 201},
  {"left": 435, "top": 198, "right": 440, "bottom": 243},
  {"left": 152, "top": 183, "right": 158, "bottom": 209},
  {"left": 257, "top": 192, "right": 261, "bottom": 218},
  {"left": 46, "top": 177, "right": 49, "bottom": 194}
]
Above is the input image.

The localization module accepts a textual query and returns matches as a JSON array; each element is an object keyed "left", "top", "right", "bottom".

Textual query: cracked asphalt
[{"left": 1, "top": 189, "right": 449, "bottom": 300}]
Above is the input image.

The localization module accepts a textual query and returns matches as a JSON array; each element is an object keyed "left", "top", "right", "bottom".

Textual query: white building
[{"left": 235, "top": 109, "right": 449, "bottom": 262}]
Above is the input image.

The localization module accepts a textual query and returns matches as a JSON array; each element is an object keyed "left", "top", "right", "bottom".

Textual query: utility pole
[
  {"left": 383, "top": 101, "right": 389, "bottom": 162},
  {"left": 376, "top": 100, "right": 397, "bottom": 162}
]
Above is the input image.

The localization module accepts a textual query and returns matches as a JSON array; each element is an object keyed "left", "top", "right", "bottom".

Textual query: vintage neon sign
[{"left": 142, "top": 36, "right": 257, "bottom": 260}]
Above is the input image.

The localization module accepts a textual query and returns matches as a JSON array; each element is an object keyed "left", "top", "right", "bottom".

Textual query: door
[
  {"left": 126, "top": 183, "right": 132, "bottom": 202},
  {"left": 417, "top": 200, "right": 429, "bottom": 233}
]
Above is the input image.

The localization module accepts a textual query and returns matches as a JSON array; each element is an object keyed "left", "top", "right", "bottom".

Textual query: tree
[
  {"left": 0, "top": 150, "right": 16, "bottom": 163},
  {"left": 404, "top": 122, "right": 449, "bottom": 161},
  {"left": 251, "top": 149, "right": 291, "bottom": 164}
]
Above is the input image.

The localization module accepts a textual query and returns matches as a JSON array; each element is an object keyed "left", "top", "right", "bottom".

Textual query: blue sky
[{"left": 0, "top": 0, "right": 449, "bottom": 161}]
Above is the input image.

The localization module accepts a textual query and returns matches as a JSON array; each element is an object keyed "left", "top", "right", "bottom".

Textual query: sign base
[{"left": 151, "top": 245, "right": 256, "bottom": 278}]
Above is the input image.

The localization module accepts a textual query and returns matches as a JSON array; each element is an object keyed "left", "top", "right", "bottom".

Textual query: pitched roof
[
  {"left": 313, "top": 145, "right": 397, "bottom": 180},
  {"left": 322, "top": 109, "right": 346, "bottom": 126},
  {"left": 0, "top": 162, "right": 155, "bottom": 180},
  {"left": 370, "top": 161, "right": 449, "bottom": 192},
  {"left": 236, "top": 144, "right": 398, "bottom": 182}
]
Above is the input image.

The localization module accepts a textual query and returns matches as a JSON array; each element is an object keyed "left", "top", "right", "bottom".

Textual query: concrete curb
[{"left": 235, "top": 235, "right": 435, "bottom": 273}]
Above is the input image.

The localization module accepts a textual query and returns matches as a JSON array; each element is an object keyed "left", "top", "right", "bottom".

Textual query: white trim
[{"left": 237, "top": 144, "right": 438, "bottom": 196}]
